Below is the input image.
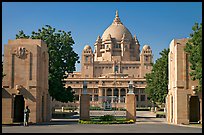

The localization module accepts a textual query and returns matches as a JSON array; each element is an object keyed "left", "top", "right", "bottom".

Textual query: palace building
[{"left": 57, "top": 11, "right": 153, "bottom": 108}]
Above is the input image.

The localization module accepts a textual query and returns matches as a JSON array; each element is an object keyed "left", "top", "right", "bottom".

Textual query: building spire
[
  {"left": 116, "top": 10, "right": 119, "bottom": 17},
  {"left": 113, "top": 10, "right": 123, "bottom": 25}
]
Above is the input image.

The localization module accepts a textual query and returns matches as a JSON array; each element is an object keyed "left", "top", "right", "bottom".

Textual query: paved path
[{"left": 2, "top": 111, "right": 202, "bottom": 133}]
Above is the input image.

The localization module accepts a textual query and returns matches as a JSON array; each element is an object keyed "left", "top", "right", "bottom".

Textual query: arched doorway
[
  {"left": 107, "top": 88, "right": 112, "bottom": 96},
  {"left": 189, "top": 96, "right": 200, "bottom": 123},
  {"left": 120, "top": 88, "right": 126, "bottom": 103},
  {"left": 113, "top": 88, "right": 119, "bottom": 97},
  {"left": 13, "top": 95, "right": 25, "bottom": 122}
]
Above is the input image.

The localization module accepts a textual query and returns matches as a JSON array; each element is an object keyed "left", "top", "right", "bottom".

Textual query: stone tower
[
  {"left": 166, "top": 38, "right": 202, "bottom": 125},
  {"left": 81, "top": 45, "right": 94, "bottom": 78},
  {"left": 2, "top": 39, "right": 51, "bottom": 124}
]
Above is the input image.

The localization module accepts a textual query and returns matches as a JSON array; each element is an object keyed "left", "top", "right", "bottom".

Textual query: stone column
[
  {"left": 118, "top": 89, "right": 121, "bottom": 103},
  {"left": 166, "top": 95, "right": 170, "bottom": 123},
  {"left": 79, "top": 94, "right": 90, "bottom": 120},
  {"left": 98, "top": 88, "right": 103, "bottom": 97},
  {"left": 105, "top": 88, "right": 107, "bottom": 97},
  {"left": 98, "top": 88, "right": 103, "bottom": 103},
  {"left": 126, "top": 93, "right": 136, "bottom": 122},
  {"left": 111, "top": 88, "right": 114, "bottom": 103}
]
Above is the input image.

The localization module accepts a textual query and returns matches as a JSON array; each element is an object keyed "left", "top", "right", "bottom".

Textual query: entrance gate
[{"left": 90, "top": 96, "right": 126, "bottom": 118}]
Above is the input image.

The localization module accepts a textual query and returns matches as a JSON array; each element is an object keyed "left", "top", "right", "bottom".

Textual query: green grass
[
  {"left": 188, "top": 123, "right": 202, "bottom": 127},
  {"left": 155, "top": 111, "right": 165, "bottom": 115}
]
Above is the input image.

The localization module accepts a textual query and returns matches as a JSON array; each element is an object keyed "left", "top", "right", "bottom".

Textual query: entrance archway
[
  {"left": 13, "top": 95, "right": 25, "bottom": 122},
  {"left": 189, "top": 96, "right": 200, "bottom": 123}
]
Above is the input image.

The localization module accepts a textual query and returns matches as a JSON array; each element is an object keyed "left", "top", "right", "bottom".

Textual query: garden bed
[
  {"left": 79, "top": 115, "right": 135, "bottom": 124},
  {"left": 155, "top": 111, "right": 166, "bottom": 118}
]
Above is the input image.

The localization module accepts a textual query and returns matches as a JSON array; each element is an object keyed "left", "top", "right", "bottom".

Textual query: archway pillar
[
  {"left": 126, "top": 93, "right": 136, "bottom": 122},
  {"left": 79, "top": 94, "right": 90, "bottom": 120}
]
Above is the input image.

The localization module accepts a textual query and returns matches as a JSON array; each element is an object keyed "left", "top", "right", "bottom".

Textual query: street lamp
[
  {"left": 128, "top": 80, "right": 134, "bottom": 94},
  {"left": 83, "top": 81, "right": 87, "bottom": 94}
]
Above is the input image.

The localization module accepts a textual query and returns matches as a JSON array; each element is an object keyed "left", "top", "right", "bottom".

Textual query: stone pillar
[
  {"left": 98, "top": 88, "right": 103, "bottom": 97},
  {"left": 126, "top": 93, "right": 136, "bottom": 122},
  {"left": 166, "top": 94, "right": 171, "bottom": 123},
  {"left": 98, "top": 88, "right": 103, "bottom": 103},
  {"left": 79, "top": 94, "right": 90, "bottom": 120},
  {"left": 105, "top": 88, "right": 107, "bottom": 97},
  {"left": 118, "top": 89, "right": 121, "bottom": 103}
]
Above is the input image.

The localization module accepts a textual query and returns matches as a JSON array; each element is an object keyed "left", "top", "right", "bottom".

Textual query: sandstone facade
[
  {"left": 166, "top": 38, "right": 202, "bottom": 124},
  {"left": 2, "top": 39, "right": 51, "bottom": 124}
]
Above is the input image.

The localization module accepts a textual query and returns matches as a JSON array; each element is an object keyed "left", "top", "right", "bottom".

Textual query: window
[
  {"left": 85, "top": 56, "right": 88, "bottom": 62},
  {"left": 75, "top": 95, "right": 79, "bottom": 101},
  {"left": 135, "top": 95, "right": 139, "bottom": 101},
  {"left": 94, "top": 95, "right": 98, "bottom": 101},
  {"left": 141, "top": 95, "right": 146, "bottom": 101},
  {"left": 94, "top": 89, "right": 98, "bottom": 93},
  {"left": 101, "top": 44, "right": 105, "bottom": 49},
  {"left": 145, "top": 56, "right": 148, "bottom": 62},
  {"left": 140, "top": 89, "right": 145, "bottom": 94},
  {"left": 134, "top": 89, "right": 139, "bottom": 94},
  {"left": 90, "top": 95, "right": 93, "bottom": 101}
]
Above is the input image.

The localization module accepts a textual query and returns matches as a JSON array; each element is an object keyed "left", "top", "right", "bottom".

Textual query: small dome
[
  {"left": 101, "top": 10, "right": 133, "bottom": 42},
  {"left": 143, "top": 45, "right": 151, "bottom": 50},
  {"left": 84, "top": 45, "right": 91, "bottom": 50}
]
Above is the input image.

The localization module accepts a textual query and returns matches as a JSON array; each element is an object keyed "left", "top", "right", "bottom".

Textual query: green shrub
[
  {"left": 90, "top": 106, "right": 102, "bottom": 110},
  {"left": 99, "top": 115, "right": 116, "bottom": 121}
]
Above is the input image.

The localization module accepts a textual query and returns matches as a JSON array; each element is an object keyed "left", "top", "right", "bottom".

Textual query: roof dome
[
  {"left": 143, "top": 45, "right": 151, "bottom": 50},
  {"left": 84, "top": 45, "right": 92, "bottom": 50},
  {"left": 101, "top": 10, "right": 133, "bottom": 42}
]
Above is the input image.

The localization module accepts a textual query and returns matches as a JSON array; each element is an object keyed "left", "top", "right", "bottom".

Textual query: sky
[{"left": 2, "top": 2, "right": 202, "bottom": 72}]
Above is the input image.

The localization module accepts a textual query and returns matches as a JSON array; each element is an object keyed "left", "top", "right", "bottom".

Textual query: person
[{"left": 24, "top": 106, "right": 30, "bottom": 126}]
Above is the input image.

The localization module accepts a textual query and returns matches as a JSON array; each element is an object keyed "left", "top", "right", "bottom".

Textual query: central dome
[{"left": 101, "top": 10, "right": 133, "bottom": 42}]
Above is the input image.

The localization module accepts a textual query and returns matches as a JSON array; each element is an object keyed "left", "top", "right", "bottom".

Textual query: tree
[
  {"left": 16, "top": 25, "right": 79, "bottom": 102},
  {"left": 145, "top": 48, "right": 169, "bottom": 105},
  {"left": 184, "top": 23, "right": 202, "bottom": 92}
]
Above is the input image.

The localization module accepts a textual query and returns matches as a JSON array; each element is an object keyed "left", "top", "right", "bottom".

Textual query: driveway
[{"left": 2, "top": 111, "right": 202, "bottom": 133}]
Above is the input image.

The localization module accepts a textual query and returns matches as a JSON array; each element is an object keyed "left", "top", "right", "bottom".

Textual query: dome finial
[
  {"left": 116, "top": 10, "right": 119, "bottom": 17},
  {"left": 113, "top": 10, "right": 122, "bottom": 25}
]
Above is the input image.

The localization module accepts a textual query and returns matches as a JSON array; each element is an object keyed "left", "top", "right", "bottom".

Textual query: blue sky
[{"left": 2, "top": 2, "right": 202, "bottom": 71}]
